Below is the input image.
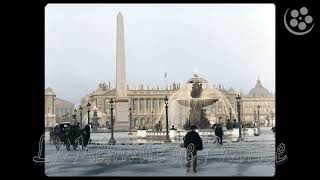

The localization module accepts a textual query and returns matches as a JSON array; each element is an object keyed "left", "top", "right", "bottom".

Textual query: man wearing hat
[{"left": 182, "top": 125, "right": 203, "bottom": 173}]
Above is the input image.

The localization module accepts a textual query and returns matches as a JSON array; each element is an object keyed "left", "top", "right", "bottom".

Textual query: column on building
[
  {"left": 156, "top": 98, "right": 159, "bottom": 113},
  {"left": 216, "top": 100, "right": 219, "bottom": 114},
  {"left": 141, "top": 98, "right": 144, "bottom": 114},
  {"left": 140, "top": 98, "right": 144, "bottom": 114},
  {"left": 138, "top": 98, "right": 140, "bottom": 114},
  {"left": 135, "top": 98, "right": 138, "bottom": 113},
  {"left": 151, "top": 98, "right": 153, "bottom": 114},
  {"left": 144, "top": 97, "right": 147, "bottom": 114},
  {"left": 52, "top": 97, "right": 55, "bottom": 115}
]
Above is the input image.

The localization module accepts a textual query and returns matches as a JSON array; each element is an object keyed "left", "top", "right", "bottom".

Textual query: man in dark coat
[
  {"left": 214, "top": 124, "right": 224, "bottom": 144},
  {"left": 183, "top": 125, "right": 203, "bottom": 173}
]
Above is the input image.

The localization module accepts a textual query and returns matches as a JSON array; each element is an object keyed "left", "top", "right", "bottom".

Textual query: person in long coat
[
  {"left": 183, "top": 125, "right": 203, "bottom": 173},
  {"left": 214, "top": 125, "right": 224, "bottom": 144}
]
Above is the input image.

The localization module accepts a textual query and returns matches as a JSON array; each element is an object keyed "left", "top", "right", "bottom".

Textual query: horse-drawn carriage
[{"left": 50, "top": 122, "right": 89, "bottom": 151}]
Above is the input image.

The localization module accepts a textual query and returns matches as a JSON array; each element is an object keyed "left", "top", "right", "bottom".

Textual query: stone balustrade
[{"left": 138, "top": 128, "right": 256, "bottom": 140}]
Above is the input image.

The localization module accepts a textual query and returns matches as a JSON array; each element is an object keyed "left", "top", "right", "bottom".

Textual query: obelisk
[{"left": 114, "top": 12, "right": 129, "bottom": 132}]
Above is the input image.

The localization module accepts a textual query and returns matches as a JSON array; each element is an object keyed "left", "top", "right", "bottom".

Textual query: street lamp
[
  {"left": 87, "top": 102, "right": 91, "bottom": 124},
  {"left": 164, "top": 95, "right": 171, "bottom": 143},
  {"left": 229, "top": 107, "right": 232, "bottom": 120},
  {"left": 108, "top": 99, "right": 116, "bottom": 145},
  {"left": 128, "top": 107, "right": 133, "bottom": 135},
  {"left": 151, "top": 110, "right": 154, "bottom": 129},
  {"left": 257, "top": 105, "right": 261, "bottom": 135},
  {"left": 79, "top": 106, "right": 83, "bottom": 127},
  {"left": 73, "top": 109, "right": 77, "bottom": 124},
  {"left": 236, "top": 94, "right": 244, "bottom": 142}
]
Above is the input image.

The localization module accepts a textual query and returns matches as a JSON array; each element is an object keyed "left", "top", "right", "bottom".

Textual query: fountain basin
[{"left": 176, "top": 98, "right": 218, "bottom": 107}]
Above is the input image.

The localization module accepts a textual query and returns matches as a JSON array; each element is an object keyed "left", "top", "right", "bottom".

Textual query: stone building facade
[
  {"left": 46, "top": 77, "right": 274, "bottom": 130},
  {"left": 241, "top": 78, "right": 275, "bottom": 126},
  {"left": 45, "top": 87, "right": 75, "bottom": 128},
  {"left": 77, "top": 75, "right": 275, "bottom": 130},
  {"left": 55, "top": 98, "right": 75, "bottom": 124}
]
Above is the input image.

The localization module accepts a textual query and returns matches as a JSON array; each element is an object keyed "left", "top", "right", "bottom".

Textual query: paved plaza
[{"left": 44, "top": 127, "right": 275, "bottom": 176}]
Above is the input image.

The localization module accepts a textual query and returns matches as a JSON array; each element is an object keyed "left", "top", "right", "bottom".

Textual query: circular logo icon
[{"left": 284, "top": 7, "right": 315, "bottom": 35}]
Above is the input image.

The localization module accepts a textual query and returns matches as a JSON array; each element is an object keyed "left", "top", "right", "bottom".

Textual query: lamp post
[
  {"left": 108, "top": 99, "right": 116, "bottom": 145},
  {"left": 87, "top": 102, "right": 91, "bottom": 124},
  {"left": 257, "top": 105, "right": 261, "bottom": 135},
  {"left": 128, "top": 107, "right": 133, "bottom": 135},
  {"left": 79, "top": 106, "right": 83, "bottom": 127},
  {"left": 236, "top": 94, "right": 244, "bottom": 142},
  {"left": 151, "top": 110, "right": 154, "bottom": 129},
  {"left": 164, "top": 95, "right": 171, "bottom": 142},
  {"left": 229, "top": 107, "right": 232, "bottom": 120},
  {"left": 73, "top": 109, "right": 77, "bottom": 125}
]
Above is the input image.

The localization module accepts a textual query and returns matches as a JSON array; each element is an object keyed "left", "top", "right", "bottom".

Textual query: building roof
[
  {"left": 55, "top": 97, "right": 75, "bottom": 106},
  {"left": 246, "top": 78, "right": 273, "bottom": 98}
]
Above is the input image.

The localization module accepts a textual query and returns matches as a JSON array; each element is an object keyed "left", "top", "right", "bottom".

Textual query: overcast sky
[{"left": 45, "top": 4, "right": 275, "bottom": 105}]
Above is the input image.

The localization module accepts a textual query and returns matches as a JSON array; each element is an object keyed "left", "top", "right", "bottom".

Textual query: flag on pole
[{"left": 164, "top": 72, "right": 167, "bottom": 79}]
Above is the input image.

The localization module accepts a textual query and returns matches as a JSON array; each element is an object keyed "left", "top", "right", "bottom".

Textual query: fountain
[
  {"left": 139, "top": 73, "right": 245, "bottom": 141},
  {"left": 154, "top": 73, "right": 239, "bottom": 131},
  {"left": 176, "top": 74, "right": 218, "bottom": 129}
]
